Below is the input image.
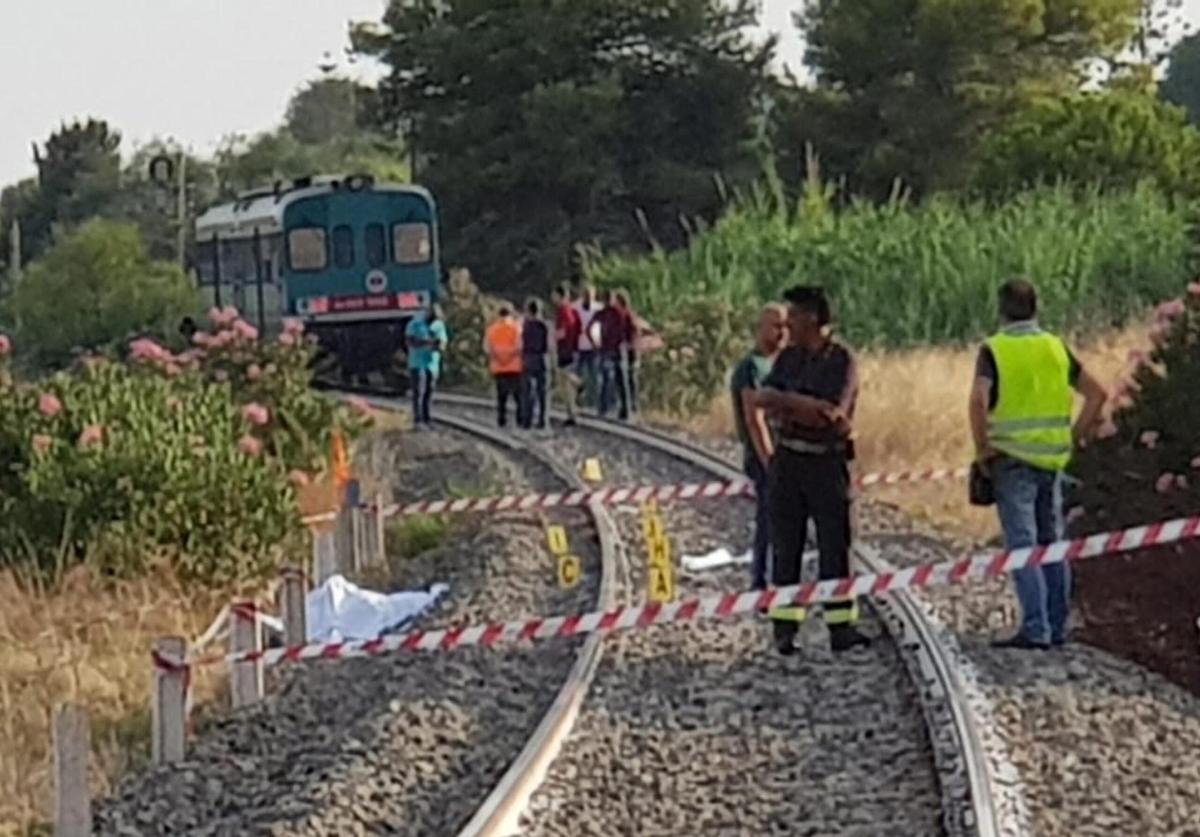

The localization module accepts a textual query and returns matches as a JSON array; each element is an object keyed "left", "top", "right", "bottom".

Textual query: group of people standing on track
[
  {"left": 732, "top": 280, "right": 1107, "bottom": 657},
  {"left": 485, "top": 283, "right": 645, "bottom": 429}
]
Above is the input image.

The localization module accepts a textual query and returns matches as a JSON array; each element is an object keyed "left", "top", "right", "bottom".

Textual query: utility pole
[
  {"left": 176, "top": 152, "right": 188, "bottom": 269},
  {"left": 8, "top": 219, "right": 21, "bottom": 282}
]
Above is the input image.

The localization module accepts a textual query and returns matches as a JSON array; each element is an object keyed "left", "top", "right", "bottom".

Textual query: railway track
[
  {"left": 425, "top": 393, "right": 1016, "bottom": 837},
  {"left": 95, "top": 389, "right": 1019, "bottom": 836}
]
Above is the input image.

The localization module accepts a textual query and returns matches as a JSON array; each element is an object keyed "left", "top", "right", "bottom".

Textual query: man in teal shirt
[
  {"left": 729, "top": 303, "right": 787, "bottom": 590},
  {"left": 405, "top": 304, "right": 449, "bottom": 427}
]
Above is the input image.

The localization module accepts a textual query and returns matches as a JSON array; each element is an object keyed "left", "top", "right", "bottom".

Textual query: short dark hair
[
  {"left": 782, "top": 285, "right": 831, "bottom": 326},
  {"left": 526, "top": 299, "right": 541, "bottom": 316},
  {"left": 497, "top": 303, "right": 512, "bottom": 317},
  {"left": 998, "top": 279, "right": 1037, "bottom": 322},
  {"left": 553, "top": 284, "right": 569, "bottom": 299}
]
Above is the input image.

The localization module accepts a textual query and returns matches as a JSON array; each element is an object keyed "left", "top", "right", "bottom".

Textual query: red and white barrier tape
[
  {"left": 153, "top": 513, "right": 1200, "bottom": 673},
  {"left": 367, "top": 466, "right": 972, "bottom": 518}
]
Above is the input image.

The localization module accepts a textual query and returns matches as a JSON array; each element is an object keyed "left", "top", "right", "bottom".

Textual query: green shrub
[
  {"left": 1070, "top": 282, "right": 1200, "bottom": 532},
  {"left": 0, "top": 311, "right": 366, "bottom": 584},
  {"left": 8, "top": 219, "right": 199, "bottom": 367}
]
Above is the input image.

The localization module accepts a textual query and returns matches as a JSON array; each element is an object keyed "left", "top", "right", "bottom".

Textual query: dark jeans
[
  {"left": 577, "top": 351, "right": 599, "bottom": 409},
  {"left": 993, "top": 457, "right": 1070, "bottom": 644},
  {"left": 519, "top": 367, "right": 548, "bottom": 429},
  {"left": 769, "top": 449, "right": 855, "bottom": 641},
  {"left": 626, "top": 348, "right": 640, "bottom": 415},
  {"left": 410, "top": 369, "right": 435, "bottom": 425},
  {"left": 744, "top": 453, "right": 771, "bottom": 590},
  {"left": 494, "top": 373, "right": 522, "bottom": 427},
  {"left": 598, "top": 350, "right": 629, "bottom": 419}
]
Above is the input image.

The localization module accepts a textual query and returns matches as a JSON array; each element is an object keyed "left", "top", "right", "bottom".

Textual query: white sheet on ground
[
  {"left": 681, "top": 547, "right": 819, "bottom": 574},
  {"left": 305, "top": 576, "right": 450, "bottom": 642}
]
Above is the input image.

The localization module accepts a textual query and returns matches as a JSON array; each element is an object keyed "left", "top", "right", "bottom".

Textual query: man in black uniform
[{"left": 753, "top": 285, "right": 871, "bottom": 655}]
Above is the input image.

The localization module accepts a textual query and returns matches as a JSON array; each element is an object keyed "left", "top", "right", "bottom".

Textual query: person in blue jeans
[
  {"left": 729, "top": 303, "right": 788, "bottom": 591},
  {"left": 405, "top": 304, "right": 449, "bottom": 428},
  {"left": 969, "top": 279, "right": 1107, "bottom": 649}
]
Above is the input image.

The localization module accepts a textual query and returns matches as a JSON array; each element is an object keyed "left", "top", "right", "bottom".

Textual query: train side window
[
  {"left": 392, "top": 222, "right": 431, "bottom": 265},
  {"left": 365, "top": 223, "right": 387, "bottom": 268},
  {"left": 288, "top": 227, "right": 327, "bottom": 272},
  {"left": 332, "top": 225, "right": 355, "bottom": 269}
]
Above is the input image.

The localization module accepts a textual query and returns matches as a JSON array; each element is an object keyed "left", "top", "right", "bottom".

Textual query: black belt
[{"left": 777, "top": 437, "right": 848, "bottom": 456}]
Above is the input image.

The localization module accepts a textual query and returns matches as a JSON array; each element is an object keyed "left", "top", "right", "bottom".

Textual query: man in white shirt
[{"left": 574, "top": 284, "right": 600, "bottom": 410}]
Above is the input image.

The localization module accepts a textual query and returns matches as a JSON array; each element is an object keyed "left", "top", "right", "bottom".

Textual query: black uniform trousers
[{"left": 768, "top": 447, "right": 856, "bottom": 642}]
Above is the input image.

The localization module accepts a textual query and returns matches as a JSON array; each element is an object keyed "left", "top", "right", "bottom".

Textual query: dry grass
[
  {"left": 686, "top": 324, "right": 1147, "bottom": 541},
  {"left": 0, "top": 565, "right": 247, "bottom": 837}
]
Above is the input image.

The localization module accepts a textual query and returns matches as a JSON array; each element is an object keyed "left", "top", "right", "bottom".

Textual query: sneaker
[
  {"left": 830, "top": 626, "right": 871, "bottom": 653},
  {"left": 772, "top": 622, "right": 798, "bottom": 656},
  {"left": 563, "top": 417, "right": 577, "bottom": 428},
  {"left": 991, "top": 633, "right": 1050, "bottom": 651}
]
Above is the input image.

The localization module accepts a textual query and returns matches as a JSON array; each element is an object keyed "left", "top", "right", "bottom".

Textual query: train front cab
[{"left": 281, "top": 183, "right": 441, "bottom": 385}]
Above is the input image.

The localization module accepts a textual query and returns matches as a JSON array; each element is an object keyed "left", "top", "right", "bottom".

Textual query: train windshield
[{"left": 288, "top": 227, "right": 327, "bottom": 271}]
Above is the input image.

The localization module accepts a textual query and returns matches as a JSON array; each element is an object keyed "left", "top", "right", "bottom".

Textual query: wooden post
[
  {"left": 312, "top": 527, "right": 337, "bottom": 586},
  {"left": 151, "top": 636, "right": 187, "bottom": 765},
  {"left": 373, "top": 492, "right": 387, "bottom": 566},
  {"left": 230, "top": 603, "right": 263, "bottom": 709},
  {"left": 280, "top": 566, "right": 308, "bottom": 647},
  {"left": 53, "top": 704, "right": 91, "bottom": 837},
  {"left": 351, "top": 505, "right": 365, "bottom": 573}
]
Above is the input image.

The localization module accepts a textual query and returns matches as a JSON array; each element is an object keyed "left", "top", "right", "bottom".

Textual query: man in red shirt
[
  {"left": 552, "top": 284, "right": 582, "bottom": 426},
  {"left": 588, "top": 289, "right": 635, "bottom": 421}
]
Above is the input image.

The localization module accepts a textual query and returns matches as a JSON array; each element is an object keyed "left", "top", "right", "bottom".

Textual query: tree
[
  {"left": 780, "top": 0, "right": 1144, "bottom": 200},
  {"left": 1162, "top": 33, "right": 1200, "bottom": 123},
  {"left": 973, "top": 91, "right": 1200, "bottom": 198},
  {"left": 286, "top": 75, "right": 370, "bottom": 146},
  {"left": 9, "top": 220, "right": 198, "bottom": 366},
  {"left": 353, "top": 0, "right": 773, "bottom": 292}
]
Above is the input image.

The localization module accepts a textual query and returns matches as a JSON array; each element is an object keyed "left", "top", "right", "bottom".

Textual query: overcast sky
[{"left": 0, "top": 0, "right": 1193, "bottom": 189}]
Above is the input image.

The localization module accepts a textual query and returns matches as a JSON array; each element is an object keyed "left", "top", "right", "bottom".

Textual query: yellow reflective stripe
[
  {"left": 824, "top": 602, "right": 859, "bottom": 625},
  {"left": 988, "top": 416, "right": 1071, "bottom": 432},
  {"left": 994, "top": 440, "right": 1073, "bottom": 456},
  {"left": 768, "top": 606, "right": 808, "bottom": 623}
]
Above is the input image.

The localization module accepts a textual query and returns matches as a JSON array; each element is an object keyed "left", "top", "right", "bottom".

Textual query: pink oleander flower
[
  {"left": 1095, "top": 420, "right": 1118, "bottom": 440},
  {"left": 1154, "top": 299, "right": 1186, "bottom": 322},
  {"left": 282, "top": 318, "right": 305, "bottom": 335},
  {"left": 129, "top": 338, "right": 171, "bottom": 364},
  {"left": 278, "top": 332, "right": 297, "bottom": 347},
  {"left": 164, "top": 363, "right": 182, "bottom": 378},
  {"left": 241, "top": 402, "right": 270, "bottom": 426},
  {"left": 1140, "top": 430, "right": 1160, "bottom": 449},
  {"left": 208, "top": 305, "right": 240, "bottom": 327},
  {"left": 1177, "top": 475, "right": 1190, "bottom": 491},
  {"left": 1156, "top": 473, "right": 1176, "bottom": 494},
  {"left": 192, "top": 331, "right": 213, "bottom": 347},
  {"left": 38, "top": 393, "right": 62, "bottom": 418},
  {"left": 287, "top": 469, "right": 311, "bottom": 487},
  {"left": 233, "top": 319, "right": 259, "bottom": 341},
  {"left": 0, "top": 334, "right": 11, "bottom": 356},
  {"left": 1127, "top": 349, "right": 1148, "bottom": 367},
  {"left": 1188, "top": 281, "right": 1200, "bottom": 298},
  {"left": 246, "top": 364, "right": 262, "bottom": 382},
  {"left": 1150, "top": 321, "right": 1169, "bottom": 346},
  {"left": 31, "top": 434, "right": 52, "bottom": 454},
  {"left": 1192, "top": 456, "right": 1200, "bottom": 470},
  {"left": 78, "top": 424, "right": 104, "bottom": 449},
  {"left": 238, "top": 435, "right": 262, "bottom": 457}
]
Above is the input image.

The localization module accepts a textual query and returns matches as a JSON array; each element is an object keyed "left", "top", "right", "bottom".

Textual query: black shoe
[
  {"left": 830, "top": 626, "right": 871, "bottom": 653},
  {"left": 991, "top": 633, "right": 1050, "bottom": 651},
  {"left": 773, "top": 623, "right": 798, "bottom": 656},
  {"left": 563, "top": 418, "right": 577, "bottom": 428}
]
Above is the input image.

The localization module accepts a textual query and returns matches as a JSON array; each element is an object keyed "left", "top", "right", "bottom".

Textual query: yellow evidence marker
[
  {"left": 558, "top": 554, "right": 582, "bottom": 589},
  {"left": 545, "top": 525, "right": 569, "bottom": 556},
  {"left": 582, "top": 457, "right": 604, "bottom": 483},
  {"left": 648, "top": 561, "right": 674, "bottom": 603}
]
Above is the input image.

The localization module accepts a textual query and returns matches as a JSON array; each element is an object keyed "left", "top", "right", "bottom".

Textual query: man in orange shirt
[{"left": 484, "top": 303, "right": 524, "bottom": 428}]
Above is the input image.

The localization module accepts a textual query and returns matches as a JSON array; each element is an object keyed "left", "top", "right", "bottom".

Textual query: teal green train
[{"left": 194, "top": 174, "right": 441, "bottom": 384}]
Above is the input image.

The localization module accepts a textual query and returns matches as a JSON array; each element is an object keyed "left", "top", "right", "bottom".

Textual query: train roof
[{"left": 194, "top": 177, "right": 434, "bottom": 241}]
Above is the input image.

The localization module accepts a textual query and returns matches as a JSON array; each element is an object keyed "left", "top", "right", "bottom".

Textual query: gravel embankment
[{"left": 95, "top": 426, "right": 601, "bottom": 837}]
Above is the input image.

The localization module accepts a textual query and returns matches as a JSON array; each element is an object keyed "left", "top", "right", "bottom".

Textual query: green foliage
[
  {"left": 286, "top": 76, "right": 370, "bottom": 146},
  {"left": 974, "top": 91, "right": 1200, "bottom": 198},
  {"left": 8, "top": 220, "right": 199, "bottom": 368},
  {"left": 354, "top": 0, "right": 773, "bottom": 292},
  {"left": 1070, "top": 285, "right": 1200, "bottom": 533},
  {"left": 386, "top": 514, "right": 451, "bottom": 560},
  {"left": 1162, "top": 32, "right": 1200, "bottom": 124},
  {"left": 586, "top": 179, "right": 1195, "bottom": 412},
  {"left": 0, "top": 314, "right": 365, "bottom": 584},
  {"left": 440, "top": 269, "right": 497, "bottom": 390},
  {"left": 786, "top": 0, "right": 1143, "bottom": 198},
  {"left": 213, "top": 130, "right": 409, "bottom": 197}
]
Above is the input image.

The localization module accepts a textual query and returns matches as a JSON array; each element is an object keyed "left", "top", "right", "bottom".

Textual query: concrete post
[
  {"left": 230, "top": 603, "right": 264, "bottom": 708},
  {"left": 280, "top": 566, "right": 308, "bottom": 647},
  {"left": 151, "top": 636, "right": 187, "bottom": 765},
  {"left": 53, "top": 703, "right": 91, "bottom": 837}
]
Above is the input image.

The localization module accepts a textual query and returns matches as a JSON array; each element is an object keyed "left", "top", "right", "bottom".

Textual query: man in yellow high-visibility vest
[{"left": 969, "top": 279, "right": 1108, "bottom": 650}]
